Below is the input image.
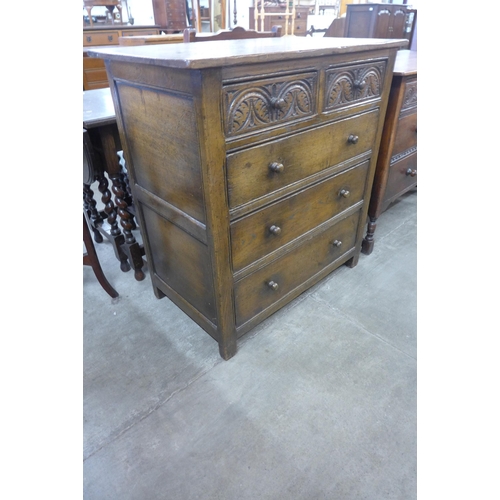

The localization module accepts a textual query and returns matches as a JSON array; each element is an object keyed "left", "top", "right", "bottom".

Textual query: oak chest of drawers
[
  {"left": 89, "top": 37, "right": 405, "bottom": 359},
  {"left": 362, "top": 50, "right": 417, "bottom": 255}
]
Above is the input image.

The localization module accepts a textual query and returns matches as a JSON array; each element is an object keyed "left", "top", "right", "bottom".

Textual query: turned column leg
[
  {"left": 83, "top": 183, "right": 103, "bottom": 243},
  {"left": 111, "top": 173, "right": 145, "bottom": 281},
  {"left": 362, "top": 216, "right": 378, "bottom": 255},
  {"left": 98, "top": 173, "right": 130, "bottom": 272}
]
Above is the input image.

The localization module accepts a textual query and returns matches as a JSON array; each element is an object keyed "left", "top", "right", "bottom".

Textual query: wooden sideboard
[
  {"left": 362, "top": 50, "right": 417, "bottom": 255},
  {"left": 83, "top": 25, "right": 160, "bottom": 90},
  {"left": 88, "top": 36, "right": 405, "bottom": 359},
  {"left": 249, "top": 6, "right": 309, "bottom": 36}
]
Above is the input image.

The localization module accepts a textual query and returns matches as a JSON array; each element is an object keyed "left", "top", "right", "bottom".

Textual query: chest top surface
[
  {"left": 393, "top": 50, "right": 417, "bottom": 76},
  {"left": 87, "top": 36, "right": 408, "bottom": 69}
]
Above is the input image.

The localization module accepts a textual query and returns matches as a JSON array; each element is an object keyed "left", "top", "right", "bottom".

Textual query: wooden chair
[
  {"left": 322, "top": 17, "right": 346, "bottom": 38},
  {"left": 182, "top": 25, "right": 282, "bottom": 43}
]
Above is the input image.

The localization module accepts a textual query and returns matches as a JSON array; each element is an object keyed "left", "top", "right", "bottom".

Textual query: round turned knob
[
  {"left": 347, "top": 134, "right": 359, "bottom": 144},
  {"left": 332, "top": 240, "right": 342, "bottom": 248},
  {"left": 270, "top": 97, "right": 285, "bottom": 110},
  {"left": 340, "top": 189, "right": 350, "bottom": 198},
  {"left": 269, "top": 161, "right": 284, "bottom": 173},
  {"left": 269, "top": 225, "right": 281, "bottom": 235},
  {"left": 406, "top": 168, "right": 417, "bottom": 177},
  {"left": 267, "top": 280, "right": 279, "bottom": 291},
  {"left": 353, "top": 80, "right": 366, "bottom": 91}
]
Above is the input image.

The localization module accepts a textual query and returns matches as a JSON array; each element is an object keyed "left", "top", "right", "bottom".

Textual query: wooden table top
[
  {"left": 88, "top": 36, "right": 408, "bottom": 70},
  {"left": 83, "top": 88, "right": 115, "bottom": 129},
  {"left": 393, "top": 50, "right": 417, "bottom": 76}
]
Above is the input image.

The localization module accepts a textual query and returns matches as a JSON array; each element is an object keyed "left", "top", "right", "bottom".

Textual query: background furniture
[
  {"left": 84, "top": 212, "right": 119, "bottom": 298},
  {"left": 152, "top": 0, "right": 189, "bottom": 32},
  {"left": 83, "top": 89, "right": 146, "bottom": 281},
  {"left": 83, "top": 25, "right": 160, "bottom": 89},
  {"left": 362, "top": 50, "right": 417, "bottom": 255},
  {"left": 89, "top": 37, "right": 403, "bottom": 360},
  {"left": 344, "top": 3, "right": 416, "bottom": 46},
  {"left": 118, "top": 33, "right": 184, "bottom": 45},
  {"left": 183, "top": 25, "right": 282, "bottom": 42},
  {"left": 84, "top": 0, "right": 123, "bottom": 26},
  {"left": 249, "top": 4, "right": 309, "bottom": 36}
]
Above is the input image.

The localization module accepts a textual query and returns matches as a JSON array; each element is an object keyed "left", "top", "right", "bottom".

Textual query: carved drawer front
[
  {"left": 83, "top": 31, "right": 120, "bottom": 46},
  {"left": 324, "top": 59, "right": 388, "bottom": 113},
  {"left": 385, "top": 151, "right": 417, "bottom": 204},
  {"left": 393, "top": 111, "right": 417, "bottom": 157},
  {"left": 399, "top": 77, "right": 417, "bottom": 117},
  {"left": 227, "top": 108, "right": 379, "bottom": 211},
  {"left": 223, "top": 72, "right": 318, "bottom": 138},
  {"left": 234, "top": 210, "right": 360, "bottom": 326},
  {"left": 231, "top": 161, "right": 369, "bottom": 273}
]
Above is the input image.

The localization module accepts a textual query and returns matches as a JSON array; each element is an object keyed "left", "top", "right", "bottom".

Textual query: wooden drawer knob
[
  {"left": 269, "top": 225, "right": 281, "bottom": 235},
  {"left": 270, "top": 97, "right": 286, "bottom": 110},
  {"left": 353, "top": 80, "right": 366, "bottom": 91},
  {"left": 340, "top": 189, "right": 350, "bottom": 198},
  {"left": 332, "top": 240, "right": 342, "bottom": 248},
  {"left": 269, "top": 161, "right": 284, "bottom": 173},
  {"left": 347, "top": 134, "right": 359, "bottom": 144},
  {"left": 406, "top": 168, "right": 417, "bottom": 177},
  {"left": 267, "top": 280, "right": 279, "bottom": 291}
]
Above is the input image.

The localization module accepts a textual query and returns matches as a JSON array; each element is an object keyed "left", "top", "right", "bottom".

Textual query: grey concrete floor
[{"left": 83, "top": 189, "right": 417, "bottom": 499}]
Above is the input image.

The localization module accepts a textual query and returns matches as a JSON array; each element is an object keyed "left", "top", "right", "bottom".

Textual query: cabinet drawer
[
  {"left": 227, "top": 108, "right": 379, "bottom": 210},
  {"left": 324, "top": 59, "right": 388, "bottom": 113},
  {"left": 121, "top": 29, "right": 158, "bottom": 36},
  {"left": 223, "top": 71, "right": 318, "bottom": 138},
  {"left": 393, "top": 112, "right": 417, "bottom": 157},
  {"left": 234, "top": 210, "right": 360, "bottom": 326},
  {"left": 83, "top": 31, "right": 119, "bottom": 46},
  {"left": 231, "top": 161, "right": 369, "bottom": 272},
  {"left": 384, "top": 151, "right": 417, "bottom": 203}
]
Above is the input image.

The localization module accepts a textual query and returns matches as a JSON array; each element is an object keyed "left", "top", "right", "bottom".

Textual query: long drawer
[
  {"left": 385, "top": 151, "right": 417, "bottom": 203},
  {"left": 231, "top": 161, "right": 369, "bottom": 272},
  {"left": 234, "top": 210, "right": 361, "bottom": 326},
  {"left": 393, "top": 112, "right": 417, "bottom": 157},
  {"left": 227, "top": 108, "right": 379, "bottom": 211}
]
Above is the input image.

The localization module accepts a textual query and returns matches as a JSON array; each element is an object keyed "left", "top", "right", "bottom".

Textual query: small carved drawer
[
  {"left": 234, "top": 210, "right": 361, "bottom": 327},
  {"left": 223, "top": 71, "right": 318, "bottom": 139},
  {"left": 227, "top": 108, "right": 379, "bottom": 211},
  {"left": 324, "top": 59, "right": 388, "bottom": 114},
  {"left": 384, "top": 151, "right": 417, "bottom": 203},
  {"left": 230, "top": 161, "right": 369, "bottom": 273},
  {"left": 83, "top": 32, "right": 120, "bottom": 46}
]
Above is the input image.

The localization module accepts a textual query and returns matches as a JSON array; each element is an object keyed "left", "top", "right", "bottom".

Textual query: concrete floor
[{"left": 83, "top": 189, "right": 417, "bottom": 499}]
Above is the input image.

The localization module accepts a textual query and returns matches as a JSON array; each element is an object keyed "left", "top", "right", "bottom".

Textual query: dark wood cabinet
[
  {"left": 249, "top": 6, "right": 309, "bottom": 36},
  {"left": 152, "top": 0, "right": 189, "bottom": 32},
  {"left": 345, "top": 3, "right": 416, "bottom": 45},
  {"left": 89, "top": 37, "right": 402, "bottom": 359},
  {"left": 362, "top": 50, "right": 417, "bottom": 255}
]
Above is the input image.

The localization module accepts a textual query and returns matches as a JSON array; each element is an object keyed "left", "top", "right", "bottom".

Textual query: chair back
[{"left": 183, "top": 25, "right": 282, "bottom": 43}]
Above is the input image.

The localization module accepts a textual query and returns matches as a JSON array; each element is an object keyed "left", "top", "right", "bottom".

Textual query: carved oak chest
[{"left": 89, "top": 37, "right": 405, "bottom": 359}]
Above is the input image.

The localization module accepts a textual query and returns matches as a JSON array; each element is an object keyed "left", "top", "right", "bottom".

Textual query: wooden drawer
[
  {"left": 392, "top": 112, "right": 417, "bottom": 157},
  {"left": 400, "top": 77, "right": 417, "bottom": 115},
  {"left": 324, "top": 59, "right": 388, "bottom": 113},
  {"left": 234, "top": 210, "right": 360, "bottom": 326},
  {"left": 83, "top": 31, "right": 119, "bottom": 46},
  {"left": 223, "top": 71, "right": 318, "bottom": 138},
  {"left": 83, "top": 57, "right": 108, "bottom": 90},
  {"left": 227, "top": 108, "right": 379, "bottom": 210},
  {"left": 384, "top": 151, "right": 417, "bottom": 204},
  {"left": 120, "top": 29, "right": 159, "bottom": 36},
  {"left": 231, "top": 161, "right": 369, "bottom": 272}
]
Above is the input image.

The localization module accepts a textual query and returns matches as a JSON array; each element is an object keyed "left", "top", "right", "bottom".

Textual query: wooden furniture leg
[{"left": 84, "top": 213, "right": 119, "bottom": 298}]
